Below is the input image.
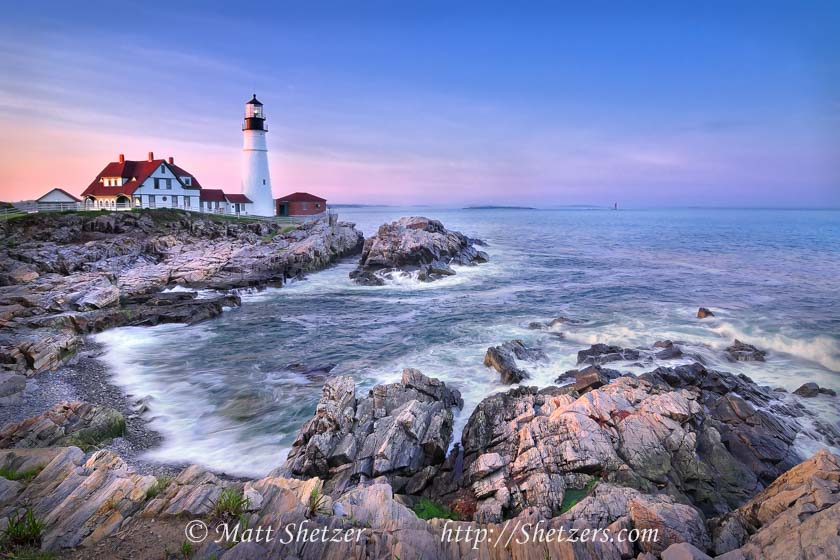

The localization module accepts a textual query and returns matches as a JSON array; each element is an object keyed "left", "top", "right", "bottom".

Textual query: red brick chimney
[
  {"left": 148, "top": 151, "right": 154, "bottom": 162},
  {"left": 118, "top": 153, "right": 125, "bottom": 164},
  {"left": 168, "top": 156, "right": 174, "bottom": 164}
]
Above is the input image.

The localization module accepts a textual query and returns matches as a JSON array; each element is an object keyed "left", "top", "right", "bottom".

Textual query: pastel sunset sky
[{"left": 1, "top": 1, "right": 838, "bottom": 207}]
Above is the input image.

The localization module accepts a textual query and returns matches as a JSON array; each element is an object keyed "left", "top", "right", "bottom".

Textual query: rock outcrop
[
  {"left": 709, "top": 448, "right": 840, "bottom": 559},
  {"left": 428, "top": 362, "right": 839, "bottom": 524},
  {"left": 555, "top": 364, "right": 624, "bottom": 393},
  {"left": 697, "top": 308, "right": 714, "bottom": 318},
  {"left": 724, "top": 339, "right": 766, "bottom": 362},
  {"left": 0, "top": 447, "right": 156, "bottom": 550},
  {"left": 0, "top": 401, "right": 125, "bottom": 450},
  {"left": 577, "top": 343, "right": 641, "bottom": 365},
  {"left": 281, "top": 369, "right": 463, "bottom": 494},
  {"left": 483, "top": 340, "right": 547, "bottom": 384},
  {"left": 0, "top": 210, "right": 364, "bottom": 375},
  {"left": 349, "top": 217, "right": 488, "bottom": 285}
]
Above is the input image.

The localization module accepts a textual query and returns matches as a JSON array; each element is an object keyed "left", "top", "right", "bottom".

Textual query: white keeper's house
[{"left": 79, "top": 152, "right": 252, "bottom": 215}]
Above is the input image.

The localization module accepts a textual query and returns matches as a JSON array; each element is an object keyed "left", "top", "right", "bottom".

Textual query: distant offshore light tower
[{"left": 241, "top": 94, "right": 275, "bottom": 216}]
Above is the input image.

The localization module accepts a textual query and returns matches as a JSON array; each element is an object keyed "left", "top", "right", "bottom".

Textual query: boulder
[
  {"left": 577, "top": 343, "right": 640, "bottom": 365},
  {"left": 0, "top": 401, "right": 126, "bottom": 450},
  {"left": 349, "top": 217, "right": 488, "bottom": 284},
  {"left": 725, "top": 340, "right": 766, "bottom": 362},
  {"left": 555, "top": 364, "right": 624, "bottom": 393},
  {"left": 697, "top": 308, "right": 714, "bottom": 318},
  {"left": 483, "top": 340, "right": 546, "bottom": 384},
  {"left": 282, "top": 369, "right": 463, "bottom": 494},
  {"left": 793, "top": 382, "right": 820, "bottom": 397}
]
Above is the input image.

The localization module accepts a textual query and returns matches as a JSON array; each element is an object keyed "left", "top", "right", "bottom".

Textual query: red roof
[
  {"left": 169, "top": 163, "right": 202, "bottom": 189},
  {"left": 225, "top": 193, "right": 252, "bottom": 203},
  {"left": 200, "top": 189, "right": 227, "bottom": 202},
  {"left": 80, "top": 158, "right": 201, "bottom": 198},
  {"left": 276, "top": 192, "right": 326, "bottom": 202}
]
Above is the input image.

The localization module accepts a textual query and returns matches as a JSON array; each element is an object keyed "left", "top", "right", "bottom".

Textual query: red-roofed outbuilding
[{"left": 275, "top": 192, "right": 327, "bottom": 216}]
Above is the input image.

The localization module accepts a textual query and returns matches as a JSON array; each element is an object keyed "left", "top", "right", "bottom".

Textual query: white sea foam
[{"left": 711, "top": 322, "right": 840, "bottom": 372}]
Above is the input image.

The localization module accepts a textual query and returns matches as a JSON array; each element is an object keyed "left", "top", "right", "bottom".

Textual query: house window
[
  {"left": 262, "top": 179, "right": 266, "bottom": 185},
  {"left": 302, "top": 202, "right": 308, "bottom": 210},
  {"left": 316, "top": 203, "right": 321, "bottom": 208},
  {"left": 149, "top": 195, "right": 156, "bottom": 207},
  {"left": 154, "top": 179, "right": 160, "bottom": 189},
  {"left": 172, "top": 196, "right": 178, "bottom": 206},
  {"left": 162, "top": 196, "right": 167, "bottom": 202},
  {"left": 184, "top": 197, "right": 190, "bottom": 208},
  {"left": 183, "top": 177, "right": 191, "bottom": 186},
  {"left": 160, "top": 164, "right": 165, "bottom": 173},
  {"left": 166, "top": 179, "right": 172, "bottom": 190}
]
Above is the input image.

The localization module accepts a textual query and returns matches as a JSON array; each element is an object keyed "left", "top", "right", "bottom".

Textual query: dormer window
[{"left": 183, "top": 177, "right": 191, "bottom": 186}]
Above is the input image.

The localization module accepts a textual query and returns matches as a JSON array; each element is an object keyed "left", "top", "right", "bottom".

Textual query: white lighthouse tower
[{"left": 241, "top": 94, "right": 275, "bottom": 216}]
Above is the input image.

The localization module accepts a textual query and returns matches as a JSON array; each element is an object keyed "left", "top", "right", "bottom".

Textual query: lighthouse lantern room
[{"left": 240, "top": 94, "right": 275, "bottom": 216}]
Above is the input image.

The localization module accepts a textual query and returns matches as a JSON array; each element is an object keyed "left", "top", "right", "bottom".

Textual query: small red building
[{"left": 275, "top": 192, "right": 327, "bottom": 216}]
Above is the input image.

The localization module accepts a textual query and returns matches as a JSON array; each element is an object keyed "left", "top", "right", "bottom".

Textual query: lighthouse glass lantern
[{"left": 243, "top": 94, "right": 266, "bottom": 130}]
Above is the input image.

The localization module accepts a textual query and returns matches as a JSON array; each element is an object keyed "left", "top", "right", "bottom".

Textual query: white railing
[{"left": 3, "top": 201, "right": 337, "bottom": 225}]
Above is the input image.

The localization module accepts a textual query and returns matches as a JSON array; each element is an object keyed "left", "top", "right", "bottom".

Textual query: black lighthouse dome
[{"left": 243, "top": 94, "right": 267, "bottom": 131}]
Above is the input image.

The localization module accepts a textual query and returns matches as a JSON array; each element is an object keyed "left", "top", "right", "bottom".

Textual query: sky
[{"left": 0, "top": 1, "right": 838, "bottom": 207}]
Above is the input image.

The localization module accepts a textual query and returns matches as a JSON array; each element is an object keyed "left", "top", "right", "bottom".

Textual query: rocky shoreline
[{"left": 2, "top": 211, "right": 839, "bottom": 559}]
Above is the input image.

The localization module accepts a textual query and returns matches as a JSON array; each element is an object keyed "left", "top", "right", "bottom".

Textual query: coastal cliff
[{"left": 0, "top": 210, "right": 364, "bottom": 379}]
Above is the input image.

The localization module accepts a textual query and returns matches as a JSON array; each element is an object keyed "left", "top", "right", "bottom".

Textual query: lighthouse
[{"left": 241, "top": 94, "right": 275, "bottom": 216}]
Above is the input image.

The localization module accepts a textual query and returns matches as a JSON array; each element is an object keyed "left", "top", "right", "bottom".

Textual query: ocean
[{"left": 94, "top": 208, "right": 840, "bottom": 476}]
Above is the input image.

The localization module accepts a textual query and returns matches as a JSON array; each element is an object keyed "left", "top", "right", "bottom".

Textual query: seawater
[{"left": 94, "top": 208, "right": 840, "bottom": 476}]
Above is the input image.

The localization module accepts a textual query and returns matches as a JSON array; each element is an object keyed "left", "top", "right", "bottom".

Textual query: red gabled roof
[
  {"left": 80, "top": 157, "right": 202, "bottom": 197},
  {"left": 200, "top": 189, "right": 227, "bottom": 202},
  {"left": 225, "top": 193, "right": 252, "bottom": 203},
  {"left": 37, "top": 188, "right": 81, "bottom": 202},
  {"left": 276, "top": 192, "right": 326, "bottom": 202},
  {"left": 169, "top": 163, "right": 202, "bottom": 189}
]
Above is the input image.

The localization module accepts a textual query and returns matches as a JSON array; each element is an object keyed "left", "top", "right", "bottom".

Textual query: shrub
[
  {"left": 412, "top": 498, "right": 457, "bottom": 521},
  {"left": 559, "top": 478, "right": 598, "bottom": 514},
  {"left": 145, "top": 475, "right": 172, "bottom": 500},
  {"left": 211, "top": 487, "right": 249, "bottom": 519},
  {"left": 2, "top": 508, "right": 44, "bottom": 548},
  {"left": 306, "top": 487, "right": 331, "bottom": 519},
  {"left": 0, "top": 465, "right": 42, "bottom": 482}
]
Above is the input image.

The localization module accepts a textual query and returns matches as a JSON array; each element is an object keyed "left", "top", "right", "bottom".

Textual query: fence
[{"left": 1, "top": 201, "right": 335, "bottom": 225}]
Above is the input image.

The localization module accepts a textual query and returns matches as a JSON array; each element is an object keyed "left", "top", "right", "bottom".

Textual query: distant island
[
  {"left": 330, "top": 203, "right": 396, "bottom": 208},
  {"left": 463, "top": 205, "right": 537, "bottom": 210}
]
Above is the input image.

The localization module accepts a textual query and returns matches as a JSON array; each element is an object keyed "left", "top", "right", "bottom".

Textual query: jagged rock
[
  {"left": 483, "top": 340, "right": 546, "bottom": 384},
  {"left": 656, "top": 344, "right": 684, "bottom": 360},
  {"left": 434, "top": 362, "right": 839, "bottom": 523},
  {"left": 697, "top": 308, "right": 714, "bottom": 318},
  {"left": 282, "top": 369, "right": 463, "bottom": 494},
  {"left": 725, "top": 340, "right": 766, "bottom": 362},
  {"left": 577, "top": 343, "right": 641, "bottom": 365},
  {"left": 0, "top": 447, "right": 156, "bottom": 550},
  {"left": 709, "top": 449, "right": 840, "bottom": 559},
  {"left": 349, "top": 217, "right": 488, "bottom": 284},
  {"left": 0, "top": 401, "right": 125, "bottom": 449},
  {"left": 1, "top": 211, "right": 363, "bottom": 375},
  {"left": 142, "top": 465, "right": 231, "bottom": 517},
  {"left": 555, "top": 364, "right": 624, "bottom": 393}
]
